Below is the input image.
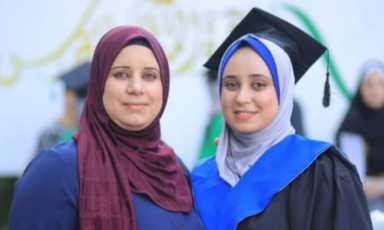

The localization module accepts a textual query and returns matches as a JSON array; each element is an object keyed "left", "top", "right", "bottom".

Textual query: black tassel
[{"left": 322, "top": 50, "right": 331, "bottom": 107}]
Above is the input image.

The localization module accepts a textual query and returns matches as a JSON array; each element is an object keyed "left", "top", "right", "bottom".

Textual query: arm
[{"left": 364, "top": 176, "right": 384, "bottom": 200}]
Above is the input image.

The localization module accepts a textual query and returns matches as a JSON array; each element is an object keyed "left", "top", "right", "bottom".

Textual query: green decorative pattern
[{"left": 284, "top": 5, "right": 352, "bottom": 101}]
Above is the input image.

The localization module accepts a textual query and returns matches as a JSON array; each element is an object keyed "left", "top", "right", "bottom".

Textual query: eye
[
  {"left": 224, "top": 81, "right": 239, "bottom": 90},
  {"left": 143, "top": 73, "right": 157, "bottom": 80},
  {"left": 253, "top": 82, "right": 266, "bottom": 89},
  {"left": 114, "top": 72, "right": 129, "bottom": 79}
]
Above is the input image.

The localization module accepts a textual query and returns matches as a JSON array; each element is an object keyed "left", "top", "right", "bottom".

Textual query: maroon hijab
[{"left": 74, "top": 26, "right": 192, "bottom": 230}]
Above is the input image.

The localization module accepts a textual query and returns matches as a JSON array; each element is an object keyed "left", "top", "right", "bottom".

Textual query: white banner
[{"left": 1, "top": 0, "right": 383, "bottom": 175}]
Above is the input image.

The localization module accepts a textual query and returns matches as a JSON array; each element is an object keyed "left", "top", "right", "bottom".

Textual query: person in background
[
  {"left": 9, "top": 26, "right": 203, "bottom": 230},
  {"left": 35, "top": 62, "right": 90, "bottom": 154},
  {"left": 336, "top": 60, "right": 384, "bottom": 210},
  {"left": 291, "top": 99, "right": 305, "bottom": 135},
  {"left": 198, "top": 70, "right": 223, "bottom": 160},
  {"left": 191, "top": 8, "right": 372, "bottom": 230}
]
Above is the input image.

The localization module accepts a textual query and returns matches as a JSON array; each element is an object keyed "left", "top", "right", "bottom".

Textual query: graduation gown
[{"left": 191, "top": 135, "right": 372, "bottom": 230}]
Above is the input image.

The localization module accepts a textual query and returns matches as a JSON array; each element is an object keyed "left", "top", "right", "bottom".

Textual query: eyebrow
[
  {"left": 223, "top": 75, "right": 238, "bottom": 79},
  {"left": 249, "top": 74, "right": 269, "bottom": 78},
  {"left": 145, "top": 67, "right": 160, "bottom": 73},
  {"left": 111, "top": 66, "right": 160, "bottom": 73},
  {"left": 223, "top": 74, "right": 269, "bottom": 79},
  {"left": 111, "top": 66, "right": 130, "bottom": 70}
]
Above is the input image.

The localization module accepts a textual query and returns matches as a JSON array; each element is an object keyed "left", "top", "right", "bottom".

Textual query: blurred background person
[
  {"left": 35, "top": 62, "right": 90, "bottom": 155},
  {"left": 1, "top": 62, "right": 90, "bottom": 230},
  {"left": 198, "top": 70, "right": 222, "bottom": 160},
  {"left": 336, "top": 60, "right": 384, "bottom": 210},
  {"left": 291, "top": 100, "right": 305, "bottom": 136}
]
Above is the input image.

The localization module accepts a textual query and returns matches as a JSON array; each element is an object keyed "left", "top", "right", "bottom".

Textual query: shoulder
[
  {"left": 285, "top": 135, "right": 359, "bottom": 182},
  {"left": 49, "top": 139, "right": 78, "bottom": 169},
  {"left": 302, "top": 145, "right": 360, "bottom": 182},
  {"left": 16, "top": 139, "right": 79, "bottom": 194},
  {"left": 31, "top": 139, "right": 78, "bottom": 174},
  {"left": 320, "top": 146, "right": 359, "bottom": 177},
  {"left": 191, "top": 156, "right": 216, "bottom": 178},
  {"left": 175, "top": 155, "right": 190, "bottom": 177},
  {"left": 339, "top": 107, "right": 362, "bottom": 132},
  {"left": 287, "top": 145, "right": 363, "bottom": 201},
  {"left": 9, "top": 140, "right": 79, "bottom": 229}
]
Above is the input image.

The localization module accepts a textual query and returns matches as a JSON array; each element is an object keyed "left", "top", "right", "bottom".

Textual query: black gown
[{"left": 237, "top": 147, "right": 372, "bottom": 230}]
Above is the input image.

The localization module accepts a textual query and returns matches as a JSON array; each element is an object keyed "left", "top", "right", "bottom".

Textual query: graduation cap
[
  {"left": 60, "top": 62, "right": 91, "bottom": 98},
  {"left": 206, "top": 70, "right": 218, "bottom": 83},
  {"left": 205, "top": 7, "right": 331, "bottom": 107}
]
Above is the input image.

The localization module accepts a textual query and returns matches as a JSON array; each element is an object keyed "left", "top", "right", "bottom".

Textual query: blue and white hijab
[{"left": 216, "top": 34, "right": 295, "bottom": 186}]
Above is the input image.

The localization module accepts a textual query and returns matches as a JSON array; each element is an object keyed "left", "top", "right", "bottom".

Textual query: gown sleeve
[
  {"left": 288, "top": 147, "right": 373, "bottom": 230},
  {"left": 8, "top": 148, "right": 78, "bottom": 230}
]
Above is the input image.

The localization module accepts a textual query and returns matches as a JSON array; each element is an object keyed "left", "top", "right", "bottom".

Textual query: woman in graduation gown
[
  {"left": 191, "top": 8, "right": 373, "bottom": 230},
  {"left": 9, "top": 26, "right": 204, "bottom": 230},
  {"left": 336, "top": 60, "right": 384, "bottom": 206}
]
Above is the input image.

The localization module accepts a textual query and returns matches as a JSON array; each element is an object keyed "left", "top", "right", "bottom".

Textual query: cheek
[
  {"left": 147, "top": 82, "right": 163, "bottom": 112},
  {"left": 375, "top": 88, "right": 384, "bottom": 106},
  {"left": 375, "top": 85, "right": 384, "bottom": 96},
  {"left": 220, "top": 91, "right": 235, "bottom": 117},
  {"left": 361, "top": 86, "right": 373, "bottom": 103},
  {"left": 257, "top": 89, "right": 279, "bottom": 118},
  {"left": 102, "top": 79, "right": 123, "bottom": 114}
]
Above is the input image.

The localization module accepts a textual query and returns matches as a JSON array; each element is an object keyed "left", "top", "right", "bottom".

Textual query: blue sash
[{"left": 191, "top": 135, "right": 334, "bottom": 230}]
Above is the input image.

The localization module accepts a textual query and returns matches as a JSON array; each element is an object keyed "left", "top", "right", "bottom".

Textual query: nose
[
  {"left": 235, "top": 86, "right": 252, "bottom": 105},
  {"left": 126, "top": 73, "right": 145, "bottom": 95}
]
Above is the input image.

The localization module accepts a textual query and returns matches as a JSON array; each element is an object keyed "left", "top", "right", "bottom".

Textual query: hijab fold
[{"left": 74, "top": 26, "right": 192, "bottom": 230}]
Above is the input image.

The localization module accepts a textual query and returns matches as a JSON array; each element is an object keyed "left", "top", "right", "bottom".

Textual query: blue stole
[{"left": 191, "top": 135, "right": 334, "bottom": 230}]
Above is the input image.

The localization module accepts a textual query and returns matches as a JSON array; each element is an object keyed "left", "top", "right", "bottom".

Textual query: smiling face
[
  {"left": 221, "top": 47, "right": 279, "bottom": 134},
  {"left": 102, "top": 44, "right": 163, "bottom": 131}
]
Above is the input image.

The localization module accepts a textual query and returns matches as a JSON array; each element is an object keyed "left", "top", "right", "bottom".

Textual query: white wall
[{"left": 1, "top": 0, "right": 383, "bottom": 175}]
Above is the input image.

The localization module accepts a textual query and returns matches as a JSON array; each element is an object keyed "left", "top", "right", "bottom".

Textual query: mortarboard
[
  {"left": 60, "top": 62, "right": 91, "bottom": 98},
  {"left": 205, "top": 8, "right": 331, "bottom": 106}
]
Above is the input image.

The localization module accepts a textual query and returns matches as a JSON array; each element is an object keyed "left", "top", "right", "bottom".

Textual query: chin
[
  {"left": 367, "top": 103, "right": 383, "bottom": 110},
  {"left": 230, "top": 123, "right": 262, "bottom": 134}
]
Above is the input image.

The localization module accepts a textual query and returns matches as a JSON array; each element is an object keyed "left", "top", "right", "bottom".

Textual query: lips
[
  {"left": 123, "top": 103, "right": 147, "bottom": 111},
  {"left": 234, "top": 111, "right": 257, "bottom": 120}
]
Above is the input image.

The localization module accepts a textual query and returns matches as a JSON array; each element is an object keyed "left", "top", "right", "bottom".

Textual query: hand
[
  {"left": 214, "top": 138, "right": 219, "bottom": 146},
  {"left": 364, "top": 178, "right": 384, "bottom": 200}
]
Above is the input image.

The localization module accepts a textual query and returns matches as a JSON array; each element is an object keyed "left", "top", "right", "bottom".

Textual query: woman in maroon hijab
[{"left": 9, "top": 26, "right": 204, "bottom": 230}]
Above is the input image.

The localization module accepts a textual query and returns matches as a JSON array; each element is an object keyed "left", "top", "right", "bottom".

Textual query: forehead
[
  {"left": 113, "top": 45, "right": 159, "bottom": 66},
  {"left": 364, "top": 70, "right": 384, "bottom": 83},
  {"left": 224, "top": 47, "right": 271, "bottom": 75}
]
